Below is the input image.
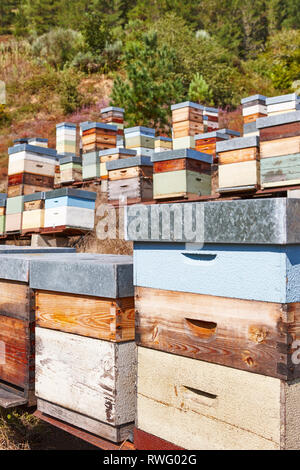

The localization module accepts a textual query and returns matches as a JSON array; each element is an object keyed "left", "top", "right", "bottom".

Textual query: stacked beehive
[
  {"left": 30, "top": 255, "right": 136, "bottom": 443},
  {"left": 56, "top": 123, "right": 77, "bottom": 156},
  {"left": 5, "top": 196, "right": 24, "bottom": 233},
  {"left": 257, "top": 111, "right": 300, "bottom": 189},
  {"left": 59, "top": 156, "right": 82, "bottom": 184},
  {"left": 127, "top": 198, "right": 300, "bottom": 450},
  {"left": 99, "top": 148, "right": 137, "bottom": 183},
  {"left": 266, "top": 93, "right": 300, "bottom": 117},
  {"left": 82, "top": 151, "right": 101, "bottom": 181},
  {"left": 22, "top": 192, "right": 46, "bottom": 235},
  {"left": 124, "top": 127, "right": 155, "bottom": 157},
  {"left": 152, "top": 149, "right": 212, "bottom": 200},
  {"left": 0, "top": 194, "right": 6, "bottom": 236},
  {"left": 43, "top": 188, "right": 96, "bottom": 233},
  {"left": 194, "top": 129, "right": 240, "bottom": 195},
  {"left": 107, "top": 156, "right": 153, "bottom": 203},
  {"left": 0, "top": 249, "right": 75, "bottom": 409},
  {"left": 241, "top": 95, "right": 267, "bottom": 137},
  {"left": 203, "top": 106, "right": 219, "bottom": 132},
  {"left": 154, "top": 136, "right": 172, "bottom": 153},
  {"left": 171, "top": 102, "right": 204, "bottom": 150},
  {"left": 7, "top": 144, "right": 58, "bottom": 198},
  {"left": 100, "top": 107, "right": 125, "bottom": 148},
  {"left": 28, "top": 138, "right": 49, "bottom": 148},
  {"left": 217, "top": 136, "right": 260, "bottom": 193},
  {"left": 81, "top": 122, "right": 117, "bottom": 154}
]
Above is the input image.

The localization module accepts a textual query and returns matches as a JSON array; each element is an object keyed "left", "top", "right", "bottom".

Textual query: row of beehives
[
  {"left": 0, "top": 248, "right": 136, "bottom": 444},
  {"left": 3, "top": 197, "right": 300, "bottom": 450},
  {"left": 0, "top": 188, "right": 96, "bottom": 235}
]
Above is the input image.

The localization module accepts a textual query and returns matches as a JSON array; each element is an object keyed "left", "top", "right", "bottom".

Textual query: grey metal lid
[
  {"left": 8, "top": 144, "right": 57, "bottom": 158},
  {"left": 23, "top": 192, "right": 46, "bottom": 202},
  {"left": 125, "top": 198, "right": 300, "bottom": 245},
  {"left": 171, "top": 101, "right": 205, "bottom": 111},
  {"left": 80, "top": 122, "right": 117, "bottom": 132},
  {"left": 256, "top": 111, "right": 300, "bottom": 129},
  {"left": 266, "top": 93, "right": 300, "bottom": 106},
  {"left": 241, "top": 95, "right": 267, "bottom": 105},
  {"left": 29, "top": 254, "right": 133, "bottom": 297},
  {"left": 106, "top": 156, "right": 153, "bottom": 171},
  {"left": 216, "top": 136, "right": 259, "bottom": 153}
]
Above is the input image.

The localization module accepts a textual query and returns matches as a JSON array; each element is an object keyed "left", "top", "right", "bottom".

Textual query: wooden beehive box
[
  {"left": 28, "top": 138, "right": 48, "bottom": 148},
  {"left": 30, "top": 255, "right": 136, "bottom": 442},
  {"left": 107, "top": 155, "right": 153, "bottom": 203},
  {"left": 0, "top": 194, "right": 6, "bottom": 235},
  {"left": 5, "top": 196, "right": 24, "bottom": 233},
  {"left": 59, "top": 156, "right": 82, "bottom": 184},
  {"left": 194, "top": 129, "right": 240, "bottom": 161},
  {"left": 217, "top": 135, "right": 260, "bottom": 192},
  {"left": 22, "top": 191, "right": 45, "bottom": 234},
  {"left": 154, "top": 136, "right": 172, "bottom": 153},
  {"left": 152, "top": 149, "right": 212, "bottom": 199},
  {"left": 81, "top": 122, "right": 117, "bottom": 153},
  {"left": 0, "top": 249, "right": 75, "bottom": 409},
  {"left": 241, "top": 94, "right": 267, "bottom": 124},
  {"left": 137, "top": 346, "right": 300, "bottom": 450},
  {"left": 203, "top": 106, "right": 219, "bottom": 132},
  {"left": 257, "top": 112, "right": 300, "bottom": 188},
  {"left": 56, "top": 122, "right": 77, "bottom": 156},
  {"left": 266, "top": 94, "right": 300, "bottom": 117},
  {"left": 44, "top": 188, "right": 96, "bottom": 232}
]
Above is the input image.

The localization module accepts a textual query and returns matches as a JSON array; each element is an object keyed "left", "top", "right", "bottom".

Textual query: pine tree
[
  {"left": 20, "top": 0, "right": 61, "bottom": 35},
  {"left": 188, "top": 73, "right": 213, "bottom": 104},
  {"left": 0, "top": 0, "right": 19, "bottom": 34},
  {"left": 110, "top": 32, "right": 184, "bottom": 128}
]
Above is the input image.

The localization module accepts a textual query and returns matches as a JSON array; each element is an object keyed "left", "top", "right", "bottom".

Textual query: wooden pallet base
[
  {"left": 34, "top": 410, "right": 135, "bottom": 451},
  {"left": 134, "top": 428, "right": 184, "bottom": 450},
  {"left": 40, "top": 226, "right": 91, "bottom": 236}
]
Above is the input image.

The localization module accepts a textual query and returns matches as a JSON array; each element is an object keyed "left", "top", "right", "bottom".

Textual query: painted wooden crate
[
  {"left": 59, "top": 156, "right": 82, "bottom": 183},
  {"left": 261, "top": 153, "right": 300, "bottom": 188},
  {"left": 81, "top": 122, "right": 117, "bottom": 153},
  {"left": 99, "top": 147, "right": 136, "bottom": 163},
  {"left": 0, "top": 194, "right": 6, "bottom": 234},
  {"left": 172, "top": 136, "right": 195, "bottom": 150},
  {"left": 135, "top": 286, "right": 300, "bottom": 380},
  {"left": 0, "top": 250, "right": 75, "bottom": 409},
  {"left": 203, "top": 106, "right": 219, "bottom": 132},
  {"left": 44, "top": 188, "right": 96, "bottom": 231},
  {"left": 154, "top": 136, "right": 172, "bottom": 152},
  {"left": 8, "top": 144, "right": 58, "bottom": 177},
  {"left": 82, "top": 152, "right": 100, "bottom": 180},
  {"left": 194, "top": 129, "right": 240, "bottom": 161},
  {"left": 100, "top": 106, "right": 124, "bottom": 123},
  {"left": 152, "top": 149, "right": 212, "bottom": 199},
  {"left": 266, "top": 94, "right": 300, "bottom": 116},
  {"left": 5, "top": 196, "right": 24, "bottom": 232},
  {"left": 127, "top": 199, "right": 300, "bottom": 304},
  {"left": 56, "top": 122, "right": 77, "bottom": 156},
  {"left": 172, "top": 121, "right": 205, "bottom": 139},
  {"left": 125, "top": 134, "right": 155, "bottom": 149},
  {"left": 137, "top": 347, "right": 300, "bottom": 450},
  {"left": 22, "top": 192, "right": 45, "bottom": 233},
  {"left": 241, "top": 94, "right": 267, "bottom": 124},
  {"left": 171, "top": 101, "right": 204, "bottom": 124},
  {"left": 30, "top": 255, "right": 136, "bottom": 442},
  {"left": 217, "top": 136, "right": 260, "bottom": 191},
  {"left": 107, "top": 156, "right": 153, "bottom": 202}
]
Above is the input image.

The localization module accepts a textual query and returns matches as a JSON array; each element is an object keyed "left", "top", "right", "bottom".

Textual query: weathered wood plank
[
  {"left": 38, "top": 399, "right": 134, "bottom": 443},
  {"left": 108, "top": 166, "right": 153, "bottom": 181},
  {"left": 259, "top": 122, "right": 300, "bottom": 142},
  {"left": 218, "top": 160, "right": 259, "bottom": 188},
  {"left": 260, "top": 136, "right": 300, "bottom": 158},
  {"left": 36, "top": 291, "right": 134, "bottom": 341},
  {"left": 0, "top": 280, "right": 31, "bottom": 321},
  {"left": 0, "top": 315, "right": 34, "bottom": 389},
  {"left": 137, "top": 347, "right": 283, "bottom": 450},
  {"left": 218, "top": 147, "right": 258, "bottom": 165},
  {"left": 135, "top": 286, "right": 300, "bottom": 380},
  {"left": 153, "top": 159, "right": 211, "bottom": 174},
  {"left": 35, "top": 327, "right": 136, "bottom": 426}
]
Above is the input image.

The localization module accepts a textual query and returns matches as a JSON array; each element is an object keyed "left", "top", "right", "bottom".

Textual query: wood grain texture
[
  {"left": 24, "top": 200, "right": 44, "bottom": 211},
  {"left": 0, "top": 315, "right": 34, "bottom": 389},
  {"left": 173, "top": 121, "right": 205, "bottom": 138},
  {"left": 218, "top": 147, "right": 259, "bottom": 165},
  {"left": 135, "top": 286, "right": 300, "bottom": 380},
  {"left": 35, "top": 291, "right": 134, "bottom": 342},
  {"left": 35, "top": 327, "right": 136, "bottom": 426},
  {"left": 108, "top": 166, "right": 153, "bottom": 181},
  {"left": 244, "top": 113, "right": 267, "bottom": 123},
  {"left": 261, "top": 153, "right": 300, "bottom": 188},
  {"left": 0, "top": 280, "right": 31, "bottom": 321},
  {"left": 172, "top": 108, "right": 203, "bottom": 123},
  {"left": 260, "top": 122, "right": 300, "bottom": 142},
  {"left": 153, "top": 158, "right": 211, "bottom": 174},
  {"left": 8, "top": 173, "right": 54, "bottom": 187},
  {"left": 137, "top": 347, "right": 283, "bottom": 450},
  {"left": 8, "top": 184, "right": 53, "bottom": 198},
  {"left": 260, "top": 136, "right": 300, "bottom": 158}
]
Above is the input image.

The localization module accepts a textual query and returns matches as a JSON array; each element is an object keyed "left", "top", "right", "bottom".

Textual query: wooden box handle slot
[
  {"left": 182, "top": 252, "right": 217, "bottom": 262},
  {"left": 185, "top": 318, "right": 217, "bottom": 338}
]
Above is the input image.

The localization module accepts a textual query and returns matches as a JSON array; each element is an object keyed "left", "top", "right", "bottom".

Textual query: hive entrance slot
[{"left": 185, "top": 318, "right": 217, "bottom": 338}]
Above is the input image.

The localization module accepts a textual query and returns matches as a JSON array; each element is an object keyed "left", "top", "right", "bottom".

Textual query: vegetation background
[{"left": 0, "top": 1, "right": 299, "bottom": 185}]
